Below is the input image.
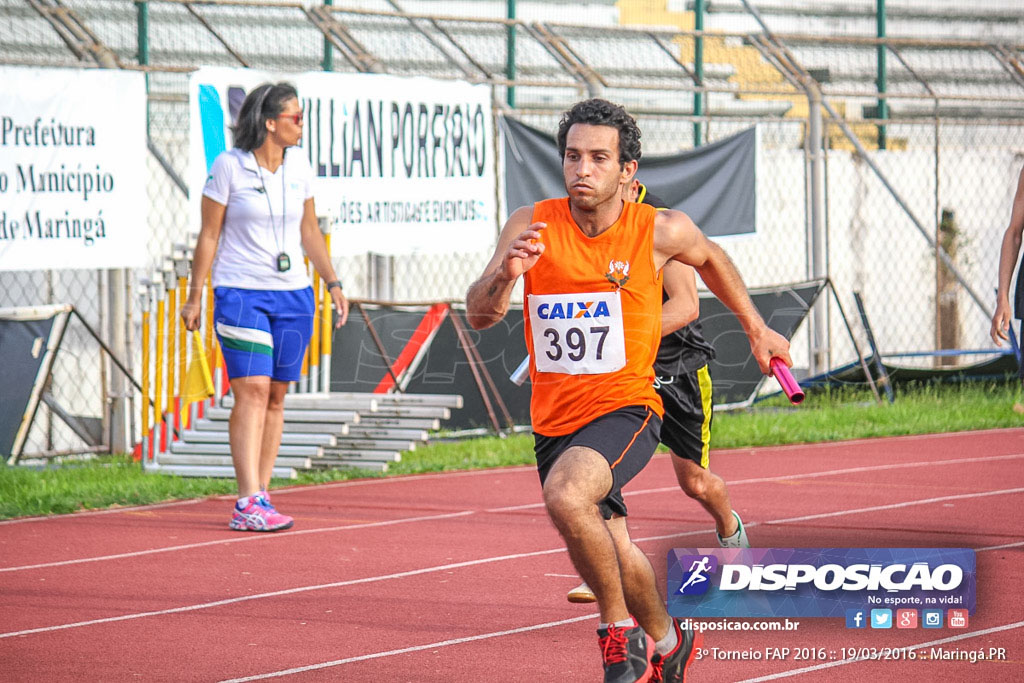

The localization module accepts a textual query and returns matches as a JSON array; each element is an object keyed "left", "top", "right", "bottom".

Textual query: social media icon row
[{"left": 846, "top": 608, "right": 968, "bottom": 629}]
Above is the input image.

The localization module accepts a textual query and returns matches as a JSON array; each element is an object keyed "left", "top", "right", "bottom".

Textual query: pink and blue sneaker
[{"left": 229, "top": 494, "right": 293, "bottom": 532}]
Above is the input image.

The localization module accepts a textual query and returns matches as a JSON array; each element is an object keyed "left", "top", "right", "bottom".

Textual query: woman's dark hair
[
  {"left": 232, "top": 82, "right": 299, "bottom": 151},
  {"left": 556, "top": 98, "right": 641, "bottom": 166}
]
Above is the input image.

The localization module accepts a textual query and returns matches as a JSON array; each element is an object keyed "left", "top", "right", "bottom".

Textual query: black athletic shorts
[
  {"left": 533, "top": 405, "right": 662, "bottom": 520},
  {"left": 655, "top": 364, "right": 713, "bottom": 469}
]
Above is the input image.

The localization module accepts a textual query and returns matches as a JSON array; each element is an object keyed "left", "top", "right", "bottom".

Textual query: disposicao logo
[
  {"left": 716, "top": 560, "right": 961, "bottom": 591},
  {"left": 667, "top": 548, "right": 975, "bottom": 619},
  {"left": 676, "top": 555, "right": 718, "bottom": 596}
]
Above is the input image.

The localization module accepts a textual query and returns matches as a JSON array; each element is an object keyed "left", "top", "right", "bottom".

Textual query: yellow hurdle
[
  {"left": 154, "top": 290, "right": 165, "bottom": 455},
  {"left": 177, "top": 273, "right": 188, "bottom": 430},
  {"left": 205, "top": 273, "right": 215, "bottom": 399},
  {"left": 141, "top": 286, "right": 151, "bottom": 461},
  {"left": 165, "top": 282, "right": 176, "bottom": 442},
  {"left": 320, "top": 233, "right": 333, "bottom": 390},
  {"left": 300, "top": 256, "right": 311, "bottom": 388},
  {"left": 309, "top": 268, "right": 321, "bottom": 392}
]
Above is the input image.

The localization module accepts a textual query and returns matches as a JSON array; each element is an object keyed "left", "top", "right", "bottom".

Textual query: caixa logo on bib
[
  {"left": 667, "top": 548, "right": 976, "bottom": 619},
  {"left": 535, "top": 300, "right": 611, "bottom": 320}
]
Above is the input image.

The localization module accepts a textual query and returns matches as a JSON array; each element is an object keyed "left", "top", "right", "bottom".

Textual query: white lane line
[
  {"left": 632, "top": 452, "right": 1024, "bottom": 497},
  {"left": 0, "top": 546, "right": 569, "bottom": 640},
  {"left": 268, "top": 465, "right": 535, "bottom": 497},
  {"left": 0, "top": 467, "right": 536, "bottom": 527},
  {"left": 3, "top": 487, "right": 1021, "bottom": 640},
  {"left": 226, "top": 618, "right": 1024, "bottom": 683},
  {"left": 0, "top": 498, "right": 207, "bottom": 526},
  {"left": 721, "top": 427, "right": 1024, "bottom": 453},
  {"left": 6, "top": 432, "right": 1020, "bottom": 527},
  {"left": 735, "top": 620, "right": 1024, "bottom": 682},
  {"left": 625, "top": 491, "right": 1024, "bottom": 544},
  {"left": 486, "top": 452, "right": 1024, "bottom": 513},
  {"left": 0, "top": 510, "right": 475, "bottom": 573},
  {"left": 4, "top": 453, "right": 1022, "bottom": 573},
  {"left": 217, "top": 614, "right": 600, "bottom": 682},
  {"left": 230, "top": 553, "right": 1024, "bottom": 682},
  {"left": 486, "top": 502, "right": 545, "bottom": 512},
  {"left": 761, "top": 487, "right": 1024, "bottom": 526},
  {"left": 978, "top": 540, "right": 1024, "bottom": 552}
]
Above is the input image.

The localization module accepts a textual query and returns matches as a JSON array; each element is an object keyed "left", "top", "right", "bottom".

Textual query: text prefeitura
[
  {"left": 1, "top": 118, "right": 114, "bottom": 202},
  {"left": 2, "top": 116, "right": 96, "bottom": 147},
  {"left": 1, "top": 116, "right": 111, "bottom": 245}
]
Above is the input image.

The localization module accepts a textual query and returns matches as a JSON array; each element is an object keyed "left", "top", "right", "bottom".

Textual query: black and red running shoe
[
  {"left": 649, "top": 617, "right": 701, "bottom": 683},
  {"left": 597, "top": 622, "right": 651, "bottom": 683}
]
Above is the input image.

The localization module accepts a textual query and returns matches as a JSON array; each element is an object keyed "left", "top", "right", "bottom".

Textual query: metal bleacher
[
  {"left": 134, "top": 230, "right": 465, "bottom": 478},
  {"left": 1, "top": 0, "right": 806, "bottom": 116},
  {"left": 152, "top": 392, "right": 462, "bottom": 476},
  {"left": 4, "top": 0, "right": 1022, "bottom": 128},
  {"left": 697, "top": 0, "right": 1024, "bottom": 121},
  {"left": 698, "top": 0, "right": 1024, "bottom": 42}
]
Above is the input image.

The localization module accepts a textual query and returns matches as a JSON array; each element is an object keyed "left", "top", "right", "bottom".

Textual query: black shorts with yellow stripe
[{"left": 654, "top": 364, "right": 713, "bottom": 468}]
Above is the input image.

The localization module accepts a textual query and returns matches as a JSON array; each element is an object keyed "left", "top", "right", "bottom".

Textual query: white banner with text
[
  {"left": 0, "top": 66, "right": 149, "bottom": 271},
  {"left": 189, "top": 67, "right": 497, "bottom": 255}
]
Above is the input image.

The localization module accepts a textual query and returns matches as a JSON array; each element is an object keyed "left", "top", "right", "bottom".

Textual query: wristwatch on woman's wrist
[{"left": 327, "top": 280, "right": 343, "bottom": 292}]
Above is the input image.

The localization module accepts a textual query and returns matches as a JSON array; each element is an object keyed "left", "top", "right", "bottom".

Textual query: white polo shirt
[{"left": 203, "top": 147, "right": 314, "bottom": 290}]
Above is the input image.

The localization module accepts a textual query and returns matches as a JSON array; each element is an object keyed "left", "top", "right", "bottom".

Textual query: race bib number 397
[{"left": 527, "top": 291, "right": 626, "bottom": 375}]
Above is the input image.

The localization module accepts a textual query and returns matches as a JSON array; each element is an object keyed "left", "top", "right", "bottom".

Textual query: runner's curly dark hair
[{"left": 556, "top": 98, "right": 641, "bottom": 166}]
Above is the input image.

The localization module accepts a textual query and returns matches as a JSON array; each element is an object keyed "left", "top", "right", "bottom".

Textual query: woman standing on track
[
  {"left": 992, "top": 164, "right": 1024, "bottom": 361},
  {"left": 181, "top": 82, "right": 348, "bottom": 532}
]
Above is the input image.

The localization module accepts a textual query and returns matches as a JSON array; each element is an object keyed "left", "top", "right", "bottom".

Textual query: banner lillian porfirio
[
  {"left": 188, "top": 67, "right": 497, "bottom": 255},
  {"left": 667, "top": 548, "right": 976, "bottom": 619},
  {"left": 0, "top": 66, "right": 149, "bottom": 271}
]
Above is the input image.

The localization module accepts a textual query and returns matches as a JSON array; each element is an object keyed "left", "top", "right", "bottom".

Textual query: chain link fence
[
  {"left": 2, "top": 0, "right": 1022, "bottom": 454},
  {"left": 823, "top": 119, "right": 1024, "bottom": 369}
]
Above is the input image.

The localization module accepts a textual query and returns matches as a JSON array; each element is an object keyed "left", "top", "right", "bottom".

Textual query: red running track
[{"left": 1, "top": 428, "right": 1022, "bottom": 682}]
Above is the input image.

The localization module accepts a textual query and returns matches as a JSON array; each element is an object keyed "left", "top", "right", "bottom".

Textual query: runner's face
[{"left": 563, "top": 124, "right": 634, "bottom": 210}]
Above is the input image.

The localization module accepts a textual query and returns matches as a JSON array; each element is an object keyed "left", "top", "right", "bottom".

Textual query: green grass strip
[{"left": 1, "top": 380, "right": 1021, "bottom": 520}]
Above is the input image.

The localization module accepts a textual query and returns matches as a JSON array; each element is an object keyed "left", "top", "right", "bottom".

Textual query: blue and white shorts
[{"left": 213, "top": 286, "right": 315, "bottom": 382}]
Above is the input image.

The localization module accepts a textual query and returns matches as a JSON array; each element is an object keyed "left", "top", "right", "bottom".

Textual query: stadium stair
[
  {"left": 152, "top": 392, "right": 462, "bottom": 476},
  {"left": 615, "top": 0, "right": 908, "bottom": 150}
]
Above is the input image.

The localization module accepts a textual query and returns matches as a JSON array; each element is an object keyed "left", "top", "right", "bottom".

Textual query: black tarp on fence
[{"left": 329, "top": 280, "right": 823, "bottom": 430}]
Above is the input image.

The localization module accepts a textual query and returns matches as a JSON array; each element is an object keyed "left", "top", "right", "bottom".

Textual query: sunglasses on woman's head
[{"left": 277, "top": 111, "right": 303, "bottom": 125}]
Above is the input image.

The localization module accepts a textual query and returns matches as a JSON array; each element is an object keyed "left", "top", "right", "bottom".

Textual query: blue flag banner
[{"left": 667, "top": 548, "right": 976, "bottom": 619}]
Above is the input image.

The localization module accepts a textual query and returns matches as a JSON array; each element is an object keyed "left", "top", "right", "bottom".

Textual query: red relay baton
[{"left": 770, "top": 357, "right": 804, "bottom": 405}]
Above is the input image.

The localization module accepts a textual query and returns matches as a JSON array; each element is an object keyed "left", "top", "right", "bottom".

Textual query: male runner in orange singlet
[
  {"left": 566, "top": 178, "right": 750, "bottom": 607},
  {"left": 467, "top": 99, "right": 791, "bottom": 683}
]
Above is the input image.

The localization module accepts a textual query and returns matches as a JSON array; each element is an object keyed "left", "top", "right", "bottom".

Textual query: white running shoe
[
  {"left": 567, "top": 581, "right": 597, "bottom": 603},
  {"left": 717, "top": 511, "right": 750, "bottom": 548}
]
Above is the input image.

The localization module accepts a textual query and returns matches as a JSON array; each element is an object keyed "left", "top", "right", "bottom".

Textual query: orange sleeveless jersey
[{"left": 524, "top": 198, "right": 663, "bottom": 436}]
